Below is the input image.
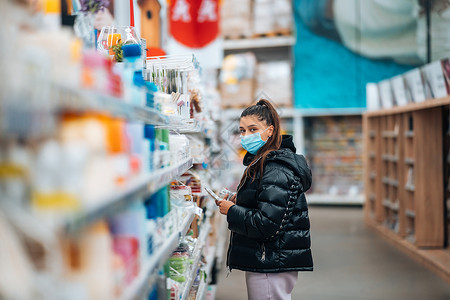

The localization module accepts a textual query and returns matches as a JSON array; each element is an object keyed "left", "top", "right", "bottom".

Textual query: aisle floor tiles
[{"left": 215, "top": 207, "right": 450, "bottom": 300}]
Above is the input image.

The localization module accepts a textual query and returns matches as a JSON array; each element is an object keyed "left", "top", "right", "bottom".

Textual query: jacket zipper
[{"left": 226, "top": 156, "right": 262, "bottom": 275}]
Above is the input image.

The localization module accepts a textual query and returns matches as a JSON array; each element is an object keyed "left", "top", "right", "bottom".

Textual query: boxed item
[
  {"left": 220, "top": 53, "right": 256, "bottom": 107},
  {"left": 273, "top": 0, "right": 293, "bottom": 32},
  {"left": 254, "top": 61, "right": 292, "bottom": 107},
  {"left": 221, "top": 0, "right": 252, "bottom": 38},
  {"left": 220, "top": 79, "right": 255, "bottom": 107},
  {"left": 252, "top": 0, "right": 275, "bottom": 35}
]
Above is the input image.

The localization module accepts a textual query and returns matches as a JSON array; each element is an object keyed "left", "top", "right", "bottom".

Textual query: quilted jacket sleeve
[{"left": 227, "top": 164, "right": 298, "bottom": 240}]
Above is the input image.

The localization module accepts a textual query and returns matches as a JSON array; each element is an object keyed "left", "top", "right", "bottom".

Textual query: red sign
[{"left": 169, "top": 0, "right": 219, "bottom": 48}]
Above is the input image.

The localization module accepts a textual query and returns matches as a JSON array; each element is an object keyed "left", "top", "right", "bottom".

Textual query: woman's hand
[
  {"left": 229, "top": 194, "right": 236, "bottom": 204},
  {"left": 217, "top": 200, "right": 235, "bottom": 215}
]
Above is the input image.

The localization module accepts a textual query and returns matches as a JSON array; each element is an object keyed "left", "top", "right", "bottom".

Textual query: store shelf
[
  {"left": 195, "top": 277, "right": 207, "bottom": 300},
  {"left": 382, "top": 199, "right": 399, "bottom": 211},
  {"left": 382, "top": 131, "right": 398, "bottom": 138},
  {"left": 382, "top": 154, "right": 398, "bottom": 162},
  {"left": 60, "top": 87, "right": 170, "bottom": 125},
  {"left": 223, "top": 35, "right": 295, "bottom": 50},
  {"left": 307, "top": 194, "right": 364, "bottom": 205},
  {"left": 365, "top": 96, "right": 450, "bottom": 117},
  {"left": 64, "top": 157, "right": 193, "bottom": 234},
  {"left": 180, "top": 221, "right": 211, "bottom": 300},
  {"left": 120, "top": 210, "right": 196, "bottom": 300},
  {"left": 1, "top": 89, "right": 170, "bottom": 140},
  {"left": 382, "top": 177, "right": 399, "bottom": 187}
]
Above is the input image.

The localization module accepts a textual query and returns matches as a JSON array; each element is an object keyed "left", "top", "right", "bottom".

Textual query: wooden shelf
[
  {"left": 364, "top": 89, "right": 446, "bottom": 280},
  {"left": 382, "top": 199, "right": 399, "bottom": 211},
  {"left": 364, "top": 96, "right": 450, "bottom": 117},
  {"left": 382, "top": 177, "right": 399, "bottom": 187},
  {"left": 382, "top": 154, "right": 398, "bottom": 162},
  {"left": 382, "top": 131, "right": 398, "bottom": 138},
  {"left": 367, "top": 223, "right": 450, "bottom": 284},
  {"left": 223, "top": 35, "right": 295, "bottom": 50}
]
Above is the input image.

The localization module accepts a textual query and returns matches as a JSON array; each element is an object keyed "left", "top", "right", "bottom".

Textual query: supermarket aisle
[{"left": 214, "top": 206, "right": 450, "bottom": 300}]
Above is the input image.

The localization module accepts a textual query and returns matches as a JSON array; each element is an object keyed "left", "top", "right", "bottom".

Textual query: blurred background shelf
[{"left": 223, "top": 36, "right": 295, "bottom": 50}]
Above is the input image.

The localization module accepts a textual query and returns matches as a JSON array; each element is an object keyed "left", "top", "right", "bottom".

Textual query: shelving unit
[
  {"left": 364, "top": 96, "right": 450, "bottom": 283},
  {"left": 223, "top": 36, "right": 295, "bottom": 50},
  {"left": 64, "top": 157, "right": 193, "bottom": 234},
  {"left": 120, "top": 210, "right": 196, "bottom": 300},
  {"left": 181, "top": 218, "right": 212, "bottom": 300}
]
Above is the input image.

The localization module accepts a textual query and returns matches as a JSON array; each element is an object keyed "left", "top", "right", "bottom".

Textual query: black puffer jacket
[{"left": 226, "top": 135, "right": 313, "bottom": 273}]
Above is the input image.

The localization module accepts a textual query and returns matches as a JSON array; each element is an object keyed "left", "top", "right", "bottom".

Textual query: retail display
[
  {"left": 221, "top": 0, "right": 293, "bottom": 39},
  {"left": 305, "top": 116, "right": 363, "bottom": 196},
  {"left": 370, "top": 57, "right": 450, "bottom": 110},
  {"left": 0, "top": 3, "right": 226, "bottom": 299},
  {"left": 254, "top": 61, "right": 292, "bottom": 107},
  {"left": 364, "top": 95, "right": 450, "bottom": 283}
]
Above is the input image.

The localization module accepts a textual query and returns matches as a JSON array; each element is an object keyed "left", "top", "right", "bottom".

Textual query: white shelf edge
[
  {"left": 307, "top": 194, "right": 364, "bottom": 205},
  {"left": 64, "top": 157, "right": 193, "bottom": 234},
  {"left": 120, "top": 210, "right": 196, "bottom": 300},
  {"left": 223, "top": 36, "right": 295, "bottom": 50},
  {"left": 180, "top": 220, "right": 211, "bottom": 300},
  {"left": 61, "top": 86, "right": 170, "bottom": 125},
  {"left": 195, "top": 278, "right": 207, "bottom": 300}
]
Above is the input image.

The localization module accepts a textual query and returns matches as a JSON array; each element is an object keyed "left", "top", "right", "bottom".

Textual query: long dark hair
[{"left": 239, "top": 99, "right": 282, "bottom": 186}]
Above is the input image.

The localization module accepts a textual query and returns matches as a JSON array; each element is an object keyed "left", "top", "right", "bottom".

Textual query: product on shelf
[
  {"left": 0, "top": 3, "right": 226, "bottom": 299},
  {"left": 220, "top": 52, "right": 256, "bottom": 108},
  {"left": 221, "top": 0, "right": 252, "bottom": 38},
  {"left": 305, "top": 116, "right": 363, "bottom": 195},
  {"left": 254, "top": 61, "right": 292, "bottom": 107}
]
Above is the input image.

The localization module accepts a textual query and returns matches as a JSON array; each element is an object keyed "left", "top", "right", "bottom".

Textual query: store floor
[{"left": 214, "top": 206, "right": 450, "bottom": 300}]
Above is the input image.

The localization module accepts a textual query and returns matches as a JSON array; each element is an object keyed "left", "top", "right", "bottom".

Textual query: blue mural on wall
[{"left": 293, "top": 1, "right": 414, "bottom": 109}]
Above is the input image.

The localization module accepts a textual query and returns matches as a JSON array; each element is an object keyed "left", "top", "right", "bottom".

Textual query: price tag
[
  {"left": 378, "top": 80, "right": 394, "bottom": 108},
  {"left": 421, "top": 61, "right": 448, "bottom": 99},
  {"left": 366, "top": 83, "right": 380, "bottom": 111},
  {"left": 194, "top": 206, "right": 203, "bottom": 217},
  {"left": 391, "top": 76, "right": 408, "bottom": 106},
  {"left": 404, "top": 69, "right": 426, "bottom": 103}
]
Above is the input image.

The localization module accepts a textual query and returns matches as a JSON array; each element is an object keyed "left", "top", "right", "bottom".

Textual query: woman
[{"left": 217, "top": 99, "right": 313, "bottom": 300}]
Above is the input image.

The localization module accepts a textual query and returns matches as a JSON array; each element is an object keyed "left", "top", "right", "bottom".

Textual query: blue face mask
[{"left": 240, "top": 127, "right": 270, "bottom": 155}]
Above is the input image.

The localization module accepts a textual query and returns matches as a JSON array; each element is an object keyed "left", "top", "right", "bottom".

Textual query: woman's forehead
[{"left": 240, "top": 115, "right": 266, "bottom": 127}]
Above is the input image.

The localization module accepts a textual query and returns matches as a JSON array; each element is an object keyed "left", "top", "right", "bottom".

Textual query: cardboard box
[{"left": 220, "top": 79, "right": 255, "bottom": 108}]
